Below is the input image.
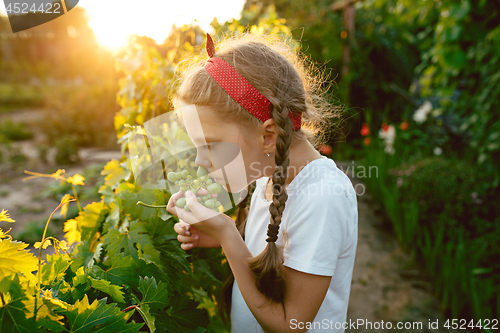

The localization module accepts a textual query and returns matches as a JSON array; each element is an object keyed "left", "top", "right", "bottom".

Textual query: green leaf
[
  {"left": 66, "top": 296, "right": 142, "bottom": 333},
  {"left": 138, "top": 276, "right": 170, "bottom": 311},
  {"left": 92, "top": 254, "right": 139, "bottom": 289},
  {"left": 70, "top": 241, "right": 95, "bottom": 273},
  {"left": 0, "top": 275, "right": 32, "bottom": 333},
  {"left": 136, "top": 303, "right": 155, "bottom": 333},
  {"left": 103, "top": 220, "right": 152, "bottom": 260},
  {"left": 155, "top": 296, "right": 208, "bottom": 333},
  {"left": 40, "top": 254, "right": 71, "bottom": 287},
  {"left": 90, "top": 278, "right": 125, "bottom": 303}
]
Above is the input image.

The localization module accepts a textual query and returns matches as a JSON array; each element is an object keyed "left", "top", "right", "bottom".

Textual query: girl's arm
[{"left": 219, "top": 226, "right": 332, "bottom": 333}]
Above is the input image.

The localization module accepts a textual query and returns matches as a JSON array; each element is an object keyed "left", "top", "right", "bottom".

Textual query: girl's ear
[{"left": 260, "top": 119, "right": 278, "bottom": 154}]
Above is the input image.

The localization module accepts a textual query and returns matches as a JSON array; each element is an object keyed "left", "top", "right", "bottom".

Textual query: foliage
[
  {"left": 0, "top": 83, "right": 44, "bottom": 113},
  {"left": 39, "top": 80, "right": 119, "bottom": 149},
  {"left": 0, "top": 118, "right": 34, "bottom": 141},
  {"left": 361, "top": 141, "right": 500, "bottom": 329}
]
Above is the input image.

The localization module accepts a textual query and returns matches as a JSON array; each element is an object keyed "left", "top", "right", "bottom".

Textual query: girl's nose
[{"left": 194, "top": 146, "right": 212, "bottom": 170}]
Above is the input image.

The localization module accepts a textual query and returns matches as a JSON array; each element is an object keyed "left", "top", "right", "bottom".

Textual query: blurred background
[{"left": 0, "top": 0, "right": 498, "bottom": 332}]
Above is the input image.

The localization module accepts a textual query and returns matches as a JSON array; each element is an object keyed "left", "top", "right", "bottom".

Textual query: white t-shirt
[{"left": 230, "top": 156, "right": 358, "bottom": 333}]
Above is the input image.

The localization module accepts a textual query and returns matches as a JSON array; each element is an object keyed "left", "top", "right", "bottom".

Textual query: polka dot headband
[{"left": 202, "top": 33, "right": 302, "bottom": 131}]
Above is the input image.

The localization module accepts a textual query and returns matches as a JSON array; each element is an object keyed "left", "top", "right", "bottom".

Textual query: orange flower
[
  {"left": 400, "top": 121, "right": 409, "bottom": 131},
  {"left": 363, "top": 137, "right": 371, "bottom": 146},
  {"left": 319, "top": 144, "right": 332, "bottom": 155},
  {"left": 361, "top": 123, "right": 370, "bottom": 136}
]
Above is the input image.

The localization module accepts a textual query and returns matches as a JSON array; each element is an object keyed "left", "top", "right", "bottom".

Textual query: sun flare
[{"left": 81, "top": 0, "right": 245, "bottom": 52}]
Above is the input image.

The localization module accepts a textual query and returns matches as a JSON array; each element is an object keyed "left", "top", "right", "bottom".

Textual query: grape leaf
[
  {"left": 155, "top": 295, "right": 208, "bottom": 333},
  {"left": 40, "top": 253, "right": 71, "bottom": 287},
  {"left": 64, "top": 219, "right": 81, "bottom": 246},
  {"left": 0, "top": 275, "right": 32, "bottom": 333},
  {"left": 103, "top": 220, "right": 152, "bottom": 260},
  {"left": 0, "top": 239, "right": 38, "bottom": 281},
  {"left": 90, "top": 278, "right": 125, "bottom": 303},
  {"left": 101, "top": 160, "right": 130, "bottom": 189},
  {"left": 70, "top": 241, "right": 94, "bottom": 273},
  {"left": 138, "top": 276, "right": 170, "bottom": 311},
  {"left": 92, "top": 254, "right": 139, "bottom": 288},
  {"left": 136, "top": 303, "right": 155, "bottom": 333},
  {"left": 65, "top": 296, "right": 142, "bottom": 333}
]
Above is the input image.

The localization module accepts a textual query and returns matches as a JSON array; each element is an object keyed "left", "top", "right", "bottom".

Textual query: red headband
[{"left": 202, "top": 33, "right": 302, "bottom": 130}]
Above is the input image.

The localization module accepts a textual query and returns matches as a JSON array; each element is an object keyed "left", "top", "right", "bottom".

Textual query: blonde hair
[{"left": 173, "top": 32, "right": 341, "bottom": 325}]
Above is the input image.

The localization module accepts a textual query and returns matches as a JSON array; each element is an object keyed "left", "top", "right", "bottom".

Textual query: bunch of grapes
[{"left": 166, "top": 166, "right": 222, "bottom": 212}]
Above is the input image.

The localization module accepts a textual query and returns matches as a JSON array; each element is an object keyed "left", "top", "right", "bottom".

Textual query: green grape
[
  {"left": 202, "top": 195, "right": 209, "bottom": 201},
  {"left": 176, "top": 197, "right": 186, "bottom": 208},
  {"left": 167, "top": 172, "right": 177, "bottom": 182},
  {"left": 197, "top": 197, "right": 202, "bottom": 203},
  {"left": 204, "top": 199, "right": 214, "bottom": 208},
  {"left": 180, "top": 186, "right": 187, "bottom": 191},
  {"left": 199, "top": 175, "right": 209, "bottom": 182},
  {"left": 207, "top": 183, "right": 222, "bottom": 194},
  {"left": 206, "top": 179, "right": 213, "bottom": 185},
  {"left": 212, "top": 207, "right": 219, "bottom": 212},
  {"left": 184, "top": 205, "right": 191, "bottom": 212},
  {"left": 193, "top": 180, "right": 200, "bottom": 188},
  {"left": 175, "top": 172, "right": 183, "bottom": 180},
  {"left": 175, "top": 180, "right": 179, "bottom": 185},
  {"left": 178, "top": 180, "right": 187, "bottom": 186},
  {"left": 197, "top": 166, "right": 208, "bottom": 178},
  {"left": 214, "top": 201, "right": 221, "bottom": 207},
  {"left": 182, "top": 170, "right": 189, "bottom": 178}
]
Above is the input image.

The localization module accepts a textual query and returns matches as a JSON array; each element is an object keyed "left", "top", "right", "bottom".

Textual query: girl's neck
[{"left": 267, "top": 138, "right": 323, "bottom": 189}]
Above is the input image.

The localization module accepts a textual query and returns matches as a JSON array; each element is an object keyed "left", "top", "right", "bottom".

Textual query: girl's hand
[
  {"left": 174, "top": 220, "right": 221, "bottom": 250},
  {"left": 167, "top": 190, "right": 235, "bottom": 246}
]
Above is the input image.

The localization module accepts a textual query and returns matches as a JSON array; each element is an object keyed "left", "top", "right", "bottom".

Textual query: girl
[{"left": 167, "top": 33, "right": 358, "bottom": 333}]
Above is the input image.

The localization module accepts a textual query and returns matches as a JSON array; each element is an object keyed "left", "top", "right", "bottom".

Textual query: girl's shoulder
[{"left": 289, "top": 157, "right": 357, "bottom": 209}]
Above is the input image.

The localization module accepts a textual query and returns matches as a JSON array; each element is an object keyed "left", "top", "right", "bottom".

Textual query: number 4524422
[
  {"left": 444, "top": 319, "right": 498, "bottom": 330},
  {"left": 5, "top": 2, "right": 62, "bottom": 14}
]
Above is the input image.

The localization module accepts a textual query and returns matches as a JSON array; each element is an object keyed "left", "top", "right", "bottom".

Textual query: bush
[
  {"left": 395, "top": 157, "right": 499, "bottom": 240},
  {"left": 40, "top": 80, "right": 118, "bottom": 148},
  {"left": 0, "top": 118, "right": 34, "bottom": 141}
]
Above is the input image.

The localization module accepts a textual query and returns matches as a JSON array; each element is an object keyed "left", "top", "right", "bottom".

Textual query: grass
[{"left": 0, "top": 83, "right": 44, "bottom": 112}]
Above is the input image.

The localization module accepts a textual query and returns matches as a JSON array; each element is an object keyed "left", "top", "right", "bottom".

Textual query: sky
[{"left": 0, "top": 0, "right": 246, "bottom": 50}]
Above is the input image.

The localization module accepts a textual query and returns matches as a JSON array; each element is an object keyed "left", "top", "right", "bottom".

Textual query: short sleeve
[{"left": 281, "top": 180, "right": 357, "bottom": 277}]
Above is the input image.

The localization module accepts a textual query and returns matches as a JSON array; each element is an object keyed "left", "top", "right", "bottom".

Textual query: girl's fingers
[
  {"left": 196, "top": 188, "right": 209, "bottom": 196},
  {"left": 177, "top": 234, "right": 198, "bottom": 243},
  {"left": 166, "top": 191, "right": 185, "bottom": 215},
  {"left": 174, "top": 221, "right": 191, "bottom": 235},
  {"left": 181, "top": 242, "right": 194, "bottom": 250}
]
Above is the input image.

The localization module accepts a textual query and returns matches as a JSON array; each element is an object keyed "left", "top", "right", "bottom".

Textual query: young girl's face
[{"left": 181, "top": 104, "right": 273, "bottom": 193}]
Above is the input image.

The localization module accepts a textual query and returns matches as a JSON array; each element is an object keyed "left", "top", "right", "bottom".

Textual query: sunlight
[{"left": 81, "top": 0, "right": 245, "bottom": 52}]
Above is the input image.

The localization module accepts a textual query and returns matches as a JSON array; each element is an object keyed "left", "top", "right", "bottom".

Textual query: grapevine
[{"left": 137, "top": 166, "right": 223, "bottom": 212}]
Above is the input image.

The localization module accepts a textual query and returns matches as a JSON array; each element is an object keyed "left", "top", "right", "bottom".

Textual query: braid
[
  {"left": 247, "top": 103, "right": 293, "bottom": 321},
  {"left": 216, "top": 184, "right": 253, "bottom": 326}
]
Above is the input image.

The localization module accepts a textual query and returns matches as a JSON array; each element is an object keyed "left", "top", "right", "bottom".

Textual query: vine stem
[
  {"left": 122, "top": 305, "right": 137, "bottom": 312},
  {"left": 136, "top": 201, "right": 168, "bottom": 209},
  {"left": 34, "top": 198, "right": 75, "bottom": 325},
  {"left": 70, "top": 184, "right": 82, "bottom": 212}
]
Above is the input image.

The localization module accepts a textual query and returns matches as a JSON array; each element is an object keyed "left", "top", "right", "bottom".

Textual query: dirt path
[{"left": 339, "top": 162, "right": 470, "bottom": 333}]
